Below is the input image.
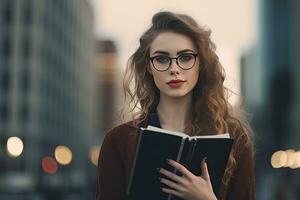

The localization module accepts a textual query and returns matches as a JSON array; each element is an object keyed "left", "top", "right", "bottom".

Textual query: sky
[{"left": 88, "top": 0, "right": 257, "bottom": 105}]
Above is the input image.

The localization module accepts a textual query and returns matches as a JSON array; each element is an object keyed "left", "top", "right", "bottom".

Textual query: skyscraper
[
  {"left": 95, "top": 40, "right": 119, "bottom": 139},
  {"left": 0, "top": 0, "right": 96, "bottom": 198},
  {"left": 240, "top": 0, "right": 300, "bottom": 199}
]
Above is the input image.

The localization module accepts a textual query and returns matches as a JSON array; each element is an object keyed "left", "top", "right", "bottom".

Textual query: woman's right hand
[{"left": 159, "top": 158, "right": 218, "bottom": 200}]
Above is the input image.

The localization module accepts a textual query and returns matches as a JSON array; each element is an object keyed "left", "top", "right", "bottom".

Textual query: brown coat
[{"left": 96, "top": 120, "right": 255, "bottom": 200}]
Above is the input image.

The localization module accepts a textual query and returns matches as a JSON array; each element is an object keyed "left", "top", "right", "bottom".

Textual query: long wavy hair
[{"left": 122, "top": 11, "right": 252, "bottom": 189}]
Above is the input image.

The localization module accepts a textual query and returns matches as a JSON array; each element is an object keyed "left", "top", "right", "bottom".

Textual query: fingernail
[{"left": 203, "top": 157, "right": 207, "bottom": 163}]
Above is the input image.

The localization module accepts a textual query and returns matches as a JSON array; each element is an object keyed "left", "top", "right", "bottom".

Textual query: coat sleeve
[
  {"left": 96, "top": 129, "right": 127, "bottom": 200},
  {"left": 225, "top": 143, "right": 255, "bottom": 200}
]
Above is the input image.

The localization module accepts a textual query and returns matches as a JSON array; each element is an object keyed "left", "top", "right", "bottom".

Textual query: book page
[
  {"left": 144, "top": 126, "right": 188, "bottom": 138},
  {"left": 190, "top": 133, "right": 230, "bottom": 139},
  {"left": 145, "top": 126, "right": 230, "bottom": 139}
]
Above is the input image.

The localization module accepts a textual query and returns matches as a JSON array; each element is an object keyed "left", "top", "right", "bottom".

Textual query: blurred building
[
  {"left": 0, "top": 0, "right": 96, "bottom": 199},
  {"left": 241, "top": 0, "right": 300, "bottom": 199},
  {"left": 95, "top": 40, "right": 119, "bottom": 141}
]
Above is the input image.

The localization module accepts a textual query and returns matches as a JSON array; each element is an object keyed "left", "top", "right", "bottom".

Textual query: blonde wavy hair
[{"left": 122, "top": 11, "right": 253, "bottom": 190}]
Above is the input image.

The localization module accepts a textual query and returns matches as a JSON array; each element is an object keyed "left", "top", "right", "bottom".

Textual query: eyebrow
[{"left": 152, "top": 49, "right": 196, "bottom": 56}]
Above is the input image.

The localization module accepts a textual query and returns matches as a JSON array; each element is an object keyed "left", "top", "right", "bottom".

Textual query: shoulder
[
  {"left": 103, "top": 120, "right": 140, "bottom": 143},
  {"left": 100, "top": 120, "right": 141, "bottom": 160}
]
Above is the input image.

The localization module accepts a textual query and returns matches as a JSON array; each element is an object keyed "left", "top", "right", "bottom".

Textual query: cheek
[
  {"left": 151, "top": 70, "right": 165, "bottom": 88},
  {"left": 189, "top": 66, "right": 200, "bottom": 85}
]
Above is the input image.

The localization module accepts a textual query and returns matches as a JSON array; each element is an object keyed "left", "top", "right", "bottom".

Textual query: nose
[{"left": 169, "top": 58, "right": 180, "bottom": 75}]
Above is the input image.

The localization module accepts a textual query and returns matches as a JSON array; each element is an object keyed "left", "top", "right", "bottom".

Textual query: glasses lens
[
  {"left": 178, "top": 53, "right": 196, "bottom": 69},
  {"left": 153, "top": 55, "right": 170, "bottom": 71}
]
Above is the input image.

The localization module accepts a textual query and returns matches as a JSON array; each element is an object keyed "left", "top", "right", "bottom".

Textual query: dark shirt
[{"left": 147, "top": 112, "right": 162, "bottom": 128}]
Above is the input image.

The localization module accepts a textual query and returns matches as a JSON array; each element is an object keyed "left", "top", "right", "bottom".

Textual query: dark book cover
[
  {"left": 187, "top": 138, "right": 233, "bottom": 194},
  {"left": 126, "top": 126, "right": 233, "bottom": 200}
]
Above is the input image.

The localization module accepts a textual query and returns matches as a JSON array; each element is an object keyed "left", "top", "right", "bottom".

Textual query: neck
[{"left": 157, "top": 93, "right": 192, "bottom": 132}]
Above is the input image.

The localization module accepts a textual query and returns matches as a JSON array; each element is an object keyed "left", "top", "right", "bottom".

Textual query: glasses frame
[{"left": 149, "top": 53, "right": 198, "bottom": 72}]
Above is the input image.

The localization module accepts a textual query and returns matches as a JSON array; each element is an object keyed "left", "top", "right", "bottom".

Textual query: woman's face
[{"left": 149, "top": 32, "right": 200, "bottom": 99}]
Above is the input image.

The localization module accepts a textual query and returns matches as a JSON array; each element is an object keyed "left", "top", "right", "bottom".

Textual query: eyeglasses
[{"left": 149, "top": 53, "right": 198, "bottom": 72}]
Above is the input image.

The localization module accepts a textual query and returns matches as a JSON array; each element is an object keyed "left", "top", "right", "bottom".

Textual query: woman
[{"left": 97, "top": 11, "right": 255, "bottom": 200}]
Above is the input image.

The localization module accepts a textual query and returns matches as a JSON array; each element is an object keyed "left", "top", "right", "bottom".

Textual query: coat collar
[
  {"left": 139, "top": 107, "right": 161, "bottom": 128},
  {"left": 147, "top": 111, "right": 161, "bottom": 128}
]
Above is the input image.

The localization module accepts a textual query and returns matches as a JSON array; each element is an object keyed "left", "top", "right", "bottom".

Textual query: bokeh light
[
  {"left": 54, "top": 145, "right": 72, "bottom": 165},
  {"left": 284, "top": 149, "right": 296, "bottom": 168},
  {"left": 6, "top": 137, "right": 24, "bottom": 157},
  {"left": 289, "top": 151, "right": 300, "bottom": 169},
  {"left": 89, "top": 146, "right": 101, "bottom": 166},
  {"left": 42, "top": 156, "right": 58, "bottom": 174},
  {"left": 271, "top": 150, "right": 287, "bottom": 168}
]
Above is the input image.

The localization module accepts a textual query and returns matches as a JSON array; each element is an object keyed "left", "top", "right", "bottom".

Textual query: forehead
[{"left": 150, "top": 32, "right": 196, "bottom": 55}]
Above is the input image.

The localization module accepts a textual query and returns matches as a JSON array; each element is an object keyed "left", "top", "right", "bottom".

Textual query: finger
[
  {"left": 159, "top": 168, "right": 186, "bottom": 185},
  {"left": 200, "top": 157, "right": 211, "bottom": 182},
  {"left": 160, "top": 178, "right": 183, "bottom": 192},
  {"left": 166, "top": 159, "right": 194, "bottom": 180},
  {"left": 161, "top": 187, "right": 183, "bottom": 198}
]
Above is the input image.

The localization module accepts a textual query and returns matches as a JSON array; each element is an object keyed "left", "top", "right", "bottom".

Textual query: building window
[
  {"left": 23, "top": 0, "right": 32, "bottom": 25},
  {"left": 3, "top": 1, "right": 12, "bottom": 25},
  {"left": 1, "top": 36, "right": 11, "bottom": 58},
  {"left": 22, "top": 34, "right": 31, "bottom": 58},
  {"left": 0, "top": 104, "right": 8, "bottom": 122},
  {"left": 20, "top": 67, "right": 30, "bottom": 92},
  {"left": 1, "top": 68, "right": 10, "bottom": 91},
  {"left": 19, "top": 101, "right": 29, "bottom": 122}
]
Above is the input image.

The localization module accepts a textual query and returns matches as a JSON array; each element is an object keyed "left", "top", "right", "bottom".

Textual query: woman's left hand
[{"left": 158, "top": 158, "right": 218, "bottom": 200}]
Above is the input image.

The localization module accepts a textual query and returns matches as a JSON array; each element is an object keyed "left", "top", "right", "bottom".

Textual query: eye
[
  {"left": 178, "top": 53, "right": 194, "bottom": 62},
  {"left": 154, "top": 55, "right": 169, "bottom": 64}
]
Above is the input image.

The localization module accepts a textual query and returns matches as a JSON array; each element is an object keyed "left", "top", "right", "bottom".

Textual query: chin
[{"left": 163, "top": 91, "right": 191, "bottom": 99}]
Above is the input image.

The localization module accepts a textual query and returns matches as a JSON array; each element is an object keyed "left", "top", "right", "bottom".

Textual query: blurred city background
[{"left": 0, "top": 0, "right": 299, "bottom": 199}]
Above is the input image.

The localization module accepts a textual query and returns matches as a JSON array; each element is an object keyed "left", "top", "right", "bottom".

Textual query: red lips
[
  {"left": 166, "top": 79, "right": 186, "bottom": 84},
  {"left": 166, "top": 79, "right": 186, "bottom": 88}
]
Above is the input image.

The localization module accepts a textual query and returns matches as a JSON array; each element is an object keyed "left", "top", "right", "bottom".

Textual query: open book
[{"left": 126, "top": 125, "right": 233, "bottom": 200}]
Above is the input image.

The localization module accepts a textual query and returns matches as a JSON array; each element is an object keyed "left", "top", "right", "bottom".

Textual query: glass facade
[{"left": 0, "top": 0, "right": 96, "bottom": 199}]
